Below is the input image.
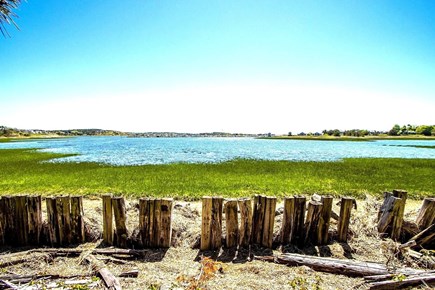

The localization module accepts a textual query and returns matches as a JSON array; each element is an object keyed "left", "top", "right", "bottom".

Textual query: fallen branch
[{"left": 29, "top": 247, "right": 147, "bottom": 258}]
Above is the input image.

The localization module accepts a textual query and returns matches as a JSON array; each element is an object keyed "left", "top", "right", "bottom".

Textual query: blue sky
[{"left": 1, "top": 0, "right": 434, "bottom": 133}]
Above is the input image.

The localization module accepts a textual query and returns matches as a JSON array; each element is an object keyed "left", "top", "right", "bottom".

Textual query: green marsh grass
[{"left": 0, "top": 149, "right": 433, "bottom": 199}]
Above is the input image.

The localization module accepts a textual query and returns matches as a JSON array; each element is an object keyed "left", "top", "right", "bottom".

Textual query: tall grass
[{"left": 0, "top": 149, "right": 433, "bottom": 199}]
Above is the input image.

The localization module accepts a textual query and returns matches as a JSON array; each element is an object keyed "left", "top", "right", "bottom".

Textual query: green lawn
[{"left": 0, "top": 149, "right": 433, "bottom": 199}]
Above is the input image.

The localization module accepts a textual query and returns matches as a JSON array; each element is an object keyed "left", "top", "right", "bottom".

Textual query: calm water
[{"left": 1, "top": 137, "right": 434, "bottom": 165}]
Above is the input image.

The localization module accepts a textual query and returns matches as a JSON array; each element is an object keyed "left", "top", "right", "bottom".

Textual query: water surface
[{"left": 1, "top": 137, "right": 434, "bottom": 165}]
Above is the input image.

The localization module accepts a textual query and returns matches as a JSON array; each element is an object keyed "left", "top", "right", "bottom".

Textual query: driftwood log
[
  {"left": 84, "top": 254, "right": 122, "bottom": 290},
  {"left": 256, "top": 253, "right": 424, "bottom": 277},
  {"left": 367, "top": 273, "right": 435, "bottom": 290}
]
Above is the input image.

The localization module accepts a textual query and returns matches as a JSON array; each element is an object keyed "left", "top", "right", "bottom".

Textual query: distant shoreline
[{"left": 259, "top": 135, "right": 435, "bottom": 142}]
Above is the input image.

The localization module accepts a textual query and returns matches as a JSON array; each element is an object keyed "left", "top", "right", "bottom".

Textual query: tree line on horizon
[{"left": 290, "top": 124, "right": 435, "bottom": 137}]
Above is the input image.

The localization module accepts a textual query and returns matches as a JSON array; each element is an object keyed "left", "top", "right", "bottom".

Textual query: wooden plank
[
  {"left": 200, "top": 196, "right": 212, "bottom": 250},
  {"left": 238, "top": 198, "right": 252, "bottom": 247},
  {"left": 102, "top": 194, "right": 113, "bottom": 246}
]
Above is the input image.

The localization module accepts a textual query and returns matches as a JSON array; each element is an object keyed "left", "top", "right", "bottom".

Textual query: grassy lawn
[{"left": 0, "top": 148, "right": 434, "bottom": 199}]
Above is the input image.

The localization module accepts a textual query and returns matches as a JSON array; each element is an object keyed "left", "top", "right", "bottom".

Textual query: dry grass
[{"left": 0, "top": 197, "right": 431, "bottom": 289}]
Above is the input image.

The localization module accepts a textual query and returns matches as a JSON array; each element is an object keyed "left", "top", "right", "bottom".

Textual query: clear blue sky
[{"left": 1, "top": 0, "right": 434, "bottom": 133}]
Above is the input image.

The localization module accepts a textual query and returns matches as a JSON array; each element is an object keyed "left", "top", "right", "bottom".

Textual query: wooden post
[
  {"left": 139, "top": 198, "right": 151, "bottom": 248},
  {"left": 281, "top": 197, "right": 294, "bottom": 244},
  {"left": 318, "top": 196, "right": 333, "bottom": 245},
  {"left": 112, "top": 197, "right": 128, "bottom": 248},
  {"left": 15, "top": 195, "right": 29, "bottom": 245},
  {"left": 102, "top": 194, "right": 113, "bottom": 246},
  {"left": 152, "top": 199, "right": 162, "bottom": 247},
  {"left": 252, "top": 195, "right": 266, "bottom": 245},
  {"left": 56, "top": 196, "right": 72, "bottom": 245},
  {"left": 238, "top": 198, "right": 252, "bottom": 247},
  {"left": 159, "top": 198, "right": 173, "bottom": 248},
  {"left": 70, "top": 196, "right": 85, "bottom": 244},
  {"left": 392, "top": 189, "right": 408, "bottom": 203},
  {"left": 304, "top": 201, "right": 323, "bottom": 245},
  {"left": 201, "top": 196, "right": 213, "bottom": 250},
  {"left": 211, "top": 197, "right": 223, "bottom": 250},
  {"left": 0, "top": 198, "right": 5, "bottom": 245},
  {"left": 416, "top": 198, "right": 435, "bottom": 230},
  {"left": 290, "top": 195, "right": 306, "bottom": 246},
  {"left": 337, "top": 197, "right": 355, "bottom": 243},
  {"left": 377, "top": 196, "right": 404, "bottom": 241},
  {"left": 261, "top": 197, "right": 276, "bottom": 248},
  {"left": 225, "top": 199, "right": 238, "bottom": 248},
  {"left": 378, "top": 192, "right": 393, "bottom": 220},
  {"left": 46, "top": 197, "right": 59, "bottom": 246},
  {"left": 27, "top": 195, "right": 42, "bottom": 245}
]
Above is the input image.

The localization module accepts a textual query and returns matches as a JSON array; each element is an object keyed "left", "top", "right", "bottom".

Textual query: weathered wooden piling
[
  {"left": 46, "top": 197, "right": 58, "bottom": 246},
  {"left": 139, "top": 197, "right": 173, "bottom": 248},
  {"left": 318, "top": 195, "right": 333, "bottom": 245},
  {"left": 201, "top": 196, "right": 223, "bottom": 250},
  {"left": 112, "top": 197, "right": 128, "bottom": 248},
  {"left": 27, "top": 195, "right": 42, "bottom": 245},
  {"left": 378, "top": 196, "right": 404, "bottom": 241},
  {"left": 252, "top": 195, "right": 266, "bottom": 245},
  {"left": 290, "top": 195, "right": 306, "bottom": 246},
  {"left": 224, "top": 199, "right": 238, "bottom": 248},
  {"left": 337, "top": 197, "right": 355, "bottom": 242},
  {"left": 56, "top": 196, "right": 72, "bottom": 245},
  {"left": 71, "top": 196, "right": 85, "bottom": 244},
  {"left": 159, "top": 198, "right": 173, "bottom": 248},
  {"left": 304, "top": 200, "right": 323, "bottom": 245},
  {"left": 251, "top": 195, "right": 276, "bottom": 248},
  {"left": 102, "top": 194, "right": 113, "bottom": 246},
  {"left": 416, "top": 198, "right": 435, "bottom": 230},
  {"left": 281, "top": 197, "right": 295, "bottom": 244},
  {"left": 238, "top": 198, "right": 252, "bottom": 247}
]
